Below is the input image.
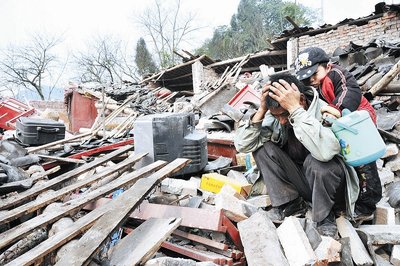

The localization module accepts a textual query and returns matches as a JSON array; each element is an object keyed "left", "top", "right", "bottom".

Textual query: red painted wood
[
  {"left": 42, "top": 138, "right": 134, "bottom": 170},
  {"left": 69, "top": 91, "right": 98, "bottom": 133},
  {"left": 222, "top": 215, "right": 244, "bottom": 252}
]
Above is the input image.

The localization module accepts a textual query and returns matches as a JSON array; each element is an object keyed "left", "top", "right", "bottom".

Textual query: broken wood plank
[
  {"left": 108, "top": 218, "right": 182, "bottom": 266},
  {"left": 357, "top": 225, "right": 400, "bottom": 245},
  {"left": 160, "top": 241, "right": 232, "bottom": 265},
  {"left": 206, "top": 246, "right": 243, "bottom": 260},
  {"left": 336, "top": 216, "right": 373, "bottom": 266},
  {"left": 365, "top": 59, "right": 400, "bottom": 100},
  {"left": 36, "top": 154, "right": 85, "bottom": 164},
  {"left": 68, "top": 139, "right": 134, "bottom": 160},
  {"left": 0, "top": 153, "right": 147, "bottom": 224},
  {"left": 27, "top": 131, "right": 92, "bottom": 153},
  {"left": 0, "top": 161, "right": 166, "bottom": 251},
  {"left": 31, "top": 166, "right": 61, "bottom": 183},
  {"left": 41, "top": 139, "right": 134, "bottom": 170},
  {"left": 172, "top": 229, "right": 228, "bottom": 251},
  {"left": 130, "top": 202, "right": 227, "bottom": 232},
  {"left": 55, "top": 158, "right": 190, "bottom": 266},
  {"left": 0, "top": 145, "right": 134, "bottom": 210},
  {"left": 237, "top": 211, "right": 289, "bottom": 266},
  {"left": 222, "top": 214, "right": 243, "bottom": 252},
  {"left": 378, "top": 128, "right": 400, "bottom": 144},
  {"left": 0, "top": 228, "right": 47, "bottom": 265}
]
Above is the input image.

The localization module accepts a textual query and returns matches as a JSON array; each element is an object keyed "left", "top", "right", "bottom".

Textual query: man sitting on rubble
[{"left": 234, "top": 73, "right": 361, "bottom": 237}]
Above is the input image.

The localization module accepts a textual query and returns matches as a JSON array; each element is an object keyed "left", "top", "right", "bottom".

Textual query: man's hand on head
[
  {"left": 259, "top": 82, "right": 271, "bottom": 113},
  {"left": 268, "top": 79, "right": 302, "bottom": 114},
  {"left": 250, "top": 82, "right": 270, "bottom": 123}
]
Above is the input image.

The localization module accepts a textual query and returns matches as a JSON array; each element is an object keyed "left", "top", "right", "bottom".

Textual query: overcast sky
[{"left": 1, "top": 0, "right": 399, "bottom": 54}]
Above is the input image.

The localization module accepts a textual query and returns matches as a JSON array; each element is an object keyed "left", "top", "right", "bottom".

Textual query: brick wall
[{"left": 296, "top": 11, "right": 400, "bottom": 55}]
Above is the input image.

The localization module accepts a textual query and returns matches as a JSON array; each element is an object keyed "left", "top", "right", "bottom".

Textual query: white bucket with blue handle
[{"left": 328, "top": 109, "right": 386, "bottom": 167}]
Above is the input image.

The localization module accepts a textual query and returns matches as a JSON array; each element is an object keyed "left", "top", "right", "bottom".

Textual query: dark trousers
[{"left": 253, "top": 141, "right": 346, "bottom": 222}]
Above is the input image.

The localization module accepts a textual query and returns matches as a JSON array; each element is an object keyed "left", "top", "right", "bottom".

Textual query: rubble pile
[{"left": 1, "top": 10, "right": 400, "bottom": 264}]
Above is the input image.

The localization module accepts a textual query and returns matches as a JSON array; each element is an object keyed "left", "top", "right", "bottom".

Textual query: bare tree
[
  {"left": 136, "top": 0, "right": 203, "bottom": 69},
  {"left": 0, "top": 33, "right": 63, "bottom": 100},
  {"left": 74, "top": 35, "right": 140, "bottom": 84}
]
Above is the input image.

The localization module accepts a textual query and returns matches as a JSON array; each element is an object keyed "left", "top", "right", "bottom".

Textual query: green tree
[
  {"left": 197, "top": 0, "right": 319, "bottom": 60},
  {"left": 135, "top": 38, "right": 158, "bottom": 77}
]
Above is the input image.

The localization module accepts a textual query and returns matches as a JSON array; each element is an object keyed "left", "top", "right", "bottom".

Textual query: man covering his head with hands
[{"left": 234, "top": 73, "right": 360, "bottom": 237}]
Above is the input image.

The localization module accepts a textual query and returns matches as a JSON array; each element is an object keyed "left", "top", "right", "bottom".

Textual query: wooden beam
[
  {"left": 285, "top": 16, "right": 301, "bottom": 31},
  {"left": 140, "top": 55, "right": 207, "bottom": 84},
  {"left": 0, "top": 145, "right": 134, "bottom": 211},
  {"left": 0, "top": 153, "right": 147, "bottom": 224},
  {"left": 365, "top": 59, "right": 400, "bottom": 100},
  {"left": 160, "top": 241, "right": 233, "bottom": 265},
  {"left": 87, "top": 200, "right": 228, "bottom": 233},
  {"left": 378, "top": 128, "right": 400, "bottom": 144},
  {"left": 222, "top": 215, "right": 244, "bottom": 252},
  {"left": 109, "top": 218, "right": 182, "bottom": 266},
  {"left": 207, "top": 50, "right": 287, "bottom": 68},
  {"left": 55, "top": 158, "right": 190, "bottom": 266},
  {"left": 130, "top": 202, "right": 227, "bottom": 232},
  {"left": 0, "top": 161, "right": 166, "bottom": 251},
  {"left": 172, "top": 229, "right": 228, "bottom": 251},
  {"left": 37, "top": 154, "right": 85, "bottom": 164},
  {"left": 27, "top": 132, "right": 92, "bottom": 153}
]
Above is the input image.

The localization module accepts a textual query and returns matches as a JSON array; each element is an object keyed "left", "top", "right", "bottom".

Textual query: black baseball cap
[{"left": 294, "top": 47, "right": 330, "bottom": 80}]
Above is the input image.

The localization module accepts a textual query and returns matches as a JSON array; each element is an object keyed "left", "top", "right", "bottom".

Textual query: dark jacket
[{"left": 320, "top": 64, "right": 376, "bottom": 123}]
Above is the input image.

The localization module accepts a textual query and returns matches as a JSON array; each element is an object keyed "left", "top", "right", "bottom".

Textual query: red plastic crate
[
  {"left": 0, "top": 98, "right": 35, "bottom": 130},
  {"left": 228, "top": 85, "right": 261, "bottom": 109}
]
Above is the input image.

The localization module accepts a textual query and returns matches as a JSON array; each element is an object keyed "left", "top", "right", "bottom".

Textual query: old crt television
[{"left": 133, "top": 112, "right": 207, "bottom": 175}]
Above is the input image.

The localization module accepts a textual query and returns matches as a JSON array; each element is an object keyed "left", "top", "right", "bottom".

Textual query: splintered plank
[
  {"left": 172, "top": 229, "right": 228, "bottom": 251},
  {"left": 161, "top": 241, "right": 233, "bottom": 265},
  {"left": 0, "top": 161, "right": 166, "bottom": 251},
  {"left": 86, "top": 200, "right": 226, "bottom": 232},
  {"left": 27, "top": 132, "right": 92, "bottom": 153},
  {"left": 109, "top": 218, "right": 182, "bottom": 266},
  {"left": 0, "top": 153, "right": 147, "bottom": 224},
  {"left": 0, "top": 145, "right": 134, "bottom": 210},
  {"left": 336, "top": 216, "right": 373, "bottom": 266},
  {"left": 55, "top": 158, "right": 190, "bottom": 266}
]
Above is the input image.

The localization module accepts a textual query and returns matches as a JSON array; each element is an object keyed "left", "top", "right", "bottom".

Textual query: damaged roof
[{"left": 140, "top": 2, "right": 400, "bottom": 92}]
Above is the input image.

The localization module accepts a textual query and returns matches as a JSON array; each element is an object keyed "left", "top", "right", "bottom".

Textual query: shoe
[
  {"left": 267, "top": 197, "right": 307, "bottom": 223},
  {"left": 316, "top": 211, "right": 338, "bottom": 238},
  {"left": 282, "top": 197, "right": 307, "bottom": 217},
  {"left": 266, "top": 207, "right": 284, "bottom": 223},
  {"left": 352, "top": 211, "right": 374, "bottom": 227}
]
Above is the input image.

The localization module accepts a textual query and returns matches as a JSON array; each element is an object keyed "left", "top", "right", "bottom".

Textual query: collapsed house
[{"left": 1, "top": 2, "right": 400, "bottom": 265}]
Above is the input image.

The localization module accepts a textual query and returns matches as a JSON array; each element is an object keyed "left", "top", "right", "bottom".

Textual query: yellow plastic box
[{"left": 200, "top": 172, "right": 252, "bottom": 197}]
